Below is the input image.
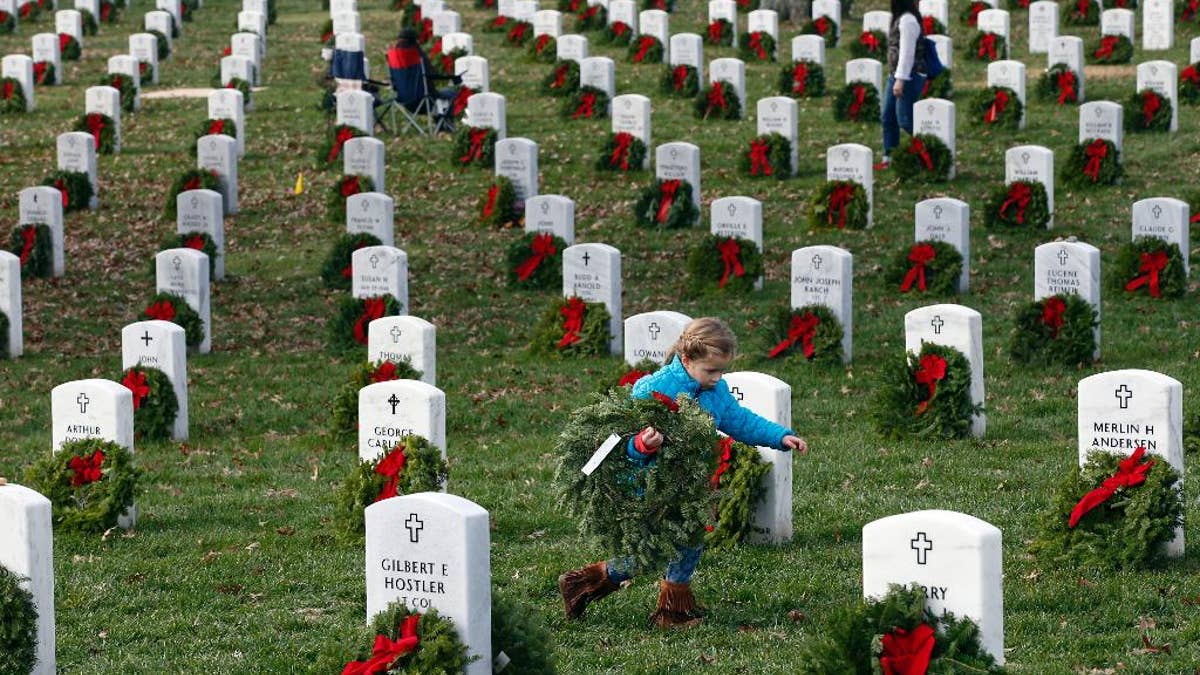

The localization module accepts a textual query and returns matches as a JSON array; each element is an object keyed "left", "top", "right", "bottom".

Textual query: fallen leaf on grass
[
  {"left": 787, "top": 610, "right": 807, "bottom": 622},
  {"left": 276, "top": 526, "right": 295, "bottom": 536},
  {"left": 1138, "top": 634, "right": 1171, "bottom": 655},
  {"left": 216, "top": 583, "right": 244, "bottom": 595},
  {"left": 698, "top": 653, "right": 715, "bottom": 665}
]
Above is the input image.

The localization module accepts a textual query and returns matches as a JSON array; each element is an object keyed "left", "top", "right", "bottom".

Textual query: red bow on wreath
[
  {"left": 353, "top": 298, "right": 388, "bottom": 344},
  {"left": 1124, "top": 250, "right": 1168, "bottom": 298},
  {"left": 977, "top": 33, "right": 997, "bottom": 60},
  {"left": 1183, "top": 65, "right": 1200, "bottom": 85},
  {"left": 967, "top": 3, "right": 984, "bottom": 25},
  {"left": 827, "top": 183, "right": 855, "bottom": 229},
  {"left": 430, "top": 38, "right": 443, "bottom": 58},
  {"left": 848, "top": 84, "right": 867, "bottom": 120},
  {"left": 18, "top": 226, "right": 37, "bottom": 266},
  {"left": 371, "top": 361, "right": 398, "bottom": 383},
  {"left": 1068, "top": 447, "right": 1155, "bottom": 527},
  {"left": 610, "top": 132, "right": 633, "bottom": 170},
  {"left": 611, "top": 21, "right": 629, "bottom": 37},
  {"left": 419, "top": 18, "right": 433, "bottom": 44},
  {"left": 999, "top": 182, "right": 1032, "bottom": 223},
  {"left": 652, "top": 391, "right": 679, "bottom": 412},
  {"left": 983, "top": 88, "right": 1008, "bottom": 124},
  {"left": 68, "top": 450, "right": 106, "bottom": 487},
  {"left": 328, "top": 126, "right": 356, "bottom": 162},
  {"left": 1041, "top": 296, "right": 1066, "bottom": 337},
  {"left": 791, "top": 62, "right": 808, "bottom": 95},
  {"left": 710, "top": 436, "right": 734, "bottom": 488},
  {"left": 340, "top": 176, "right": 362, "bottom": 197},
  {"left": 671, "top": 65, "right": 689, "bottom": 91},
  {"left": 914, "top": 353, "right": 947, "bottom": 416},
  {"left": 716, "top": 238, "right": 745, "bottom": 288},
  {"left": 705, "top": 81, "right": 727, "bottom": 117},
  {"left": 748, "top": 139, "right": 773, "bottom": 176},
  {"left": 374, "top": 444, "right": 408, "bottom": 502},
  {"left": 184, "top": 235, "right": 206, "bottom": 250},
  {"left": 1184, "top": 0, "right": 1199, "bottom": 20},
  {"left": 534, "top": 34, "right": 551, "bottom": 54},
  {"left": 859, "top": 31, "right": 879, "bottom": 53},
  {"left": 490, "top": 15, "right": 508, "bottom": 28},
  {"left": 656, "top": 179, "right": 680, "bottom": 223},
  {"left": 907, "top": 137, "right": 933, "bottom": 170},
  {"left": 208, "top": 118, "right": 225, "bottom": 135},
  {"left": 1093, "top": 35, "right": 1118, "bottom": 59},
  {"left": 767, "top": 312, "right": 820, "bottom": 359},
  {"left": 550, "top": 64, "right": 569, "bottom": 89},
  {"left": 59, "top": 33, "right": 72, "bottom": 52},
  {"left": 121, "top": 369, "right": 150, "bottom": 411},
  {"left": 2, "top": 80, "right": 14, "bottom": 100},
  {"left": 507, "top": 22, "right": 528, "bottom": 43},
  {"left": 481, "top": 183, "right": 499, "bottom": 219},
  {"left": 341, "top": 615, "right": 421, "bottom": 675},
  {"left": 707, "top": 20, "right": 724, "bottom": 42},
  {"left": 1082, "top": 139, "right": 1108, "bottom": 182},
  {"left": 145, "top": 300, "right": 176, "bottom": 321},
  {"left": 814, "top": 16, "right": 830, "bottom": 35},
  {"left": 183, "top": 175, "right": 203, "bottom": 191},
  {"left": 572, "top": 91, "right": 596, "bottom": 119},
  {"left": 452, "top": 87, "right": 472, "bottom": 116},
  {"left": 633, "top": 36, "right": 656, "bottom": 62},
  {"left": 54, "top": 178, "right": 69, "bottom": 207},
  {"left": 879, "top": 623, "right": 935, "bottom": 675},
  {"left": 556, "top": 296, "right": 586, "bottom": 348},
  {"left": 619, "top": 369, "right": 649, "bottom": 387},
  {"left": 514, "top": 233, "right": 557, "bottom": 281},
  {"left": 459, "top": 128, "right": 489, "bottom": 164},
  {"left": 1141, "top": 90, "right": 1161, "bottom": 126},
  {"left": 1074, "top": 0, "right": 1090, "bottom": 16},
  {"left": 33, "top": 62, "right": 48, "bottom": 85},
  {"left": 342, "top": 240, "right": 371, "bottom": 279},
  {"left": 922, "top": 15, "right": 936, "bottom": 34},
  {"left": 1056, "top": 69, "right": 1077, "bottom": 104},
  {"left": 579, "top": 5, "right": 598, "bottom": 21},
  {"left": 900, "top": 243, "right": 936, "bottom": 292},
  {"left": 749, "top": 32, "right": 768, "bottom": 60}
]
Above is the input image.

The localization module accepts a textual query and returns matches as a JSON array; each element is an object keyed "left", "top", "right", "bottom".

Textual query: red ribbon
[
  {"left": 321, "top": 30, "right": 334, "bottom": 43},
  {"left": 652, "top": 391, "right": 679, "bottom": 412},
  {"left": 967, "top": 2, "right": 983, "bottom": 25},
  {"left": 481, "top": 183, "right": 498, "bottom": 218},
  {"left": 705, "top": 81, "right": 727, "bottom": 117},
  {"left": 1041, "top": 296, "right": 1066, "bottom": 337},
  {"left": 748, "top": 139, "right": 773, "bottom": 176},
  {"left": 609, "top": 131, "right": 633, "bottom": 169},
  {"left": 185, "top": 235, "right": 206, "bottom": 250},
  {"left": 879, "top": 623, "right": 935, "bottom": 675},
  {"left": 1093, "top": 35, "right": 1117, "bottom": 59},
  {"left": 671, "top": 65, "right": 689, "bottom": 91},
  {"left": 490, "top": 15, "right": 508, "bottom": 27},
  {"left": 514, "top": 233, "right": 557, "bottom": 281},
  {"left": 656, "top": 179, "right": 680, "bottom": 223},
  {"left": 507, "top": 21, "right": 528, "bottom": 43},
  {"left": 791, "top": 62, "right": 808, "bottom": 95},
  {"left": 710, "top": 436, "right": 734, "bottom": 488},
  {"left": 848, "top": 84, "right": 866, "bottom": 120},
  {"left": 827, "top": 183, "right": 855, "bottom": 229},
  {"left": 611, "top": 21, "right": 629, "bottom": 37},
  {"left": 618, "top": 369, "right": 649, "bottom": 387},
  {"left": 814, "top": 16, "right": 830, "bottom": 35},
  {"left": 859, "top": 31, "right": 879, "bottom": 53},
  {"left": 459, "top": 128, "right": 489, "bottom": 164},
  {"left": 341, "top": 239, "right": 372, "bottom": 279},
  {"left": 571, "top": 91, "right": 596, "bottom": 119},
  {"left": 1068, "top": 447, "right": 1155, "bottom": 527},
  {"left": 1081, "top": 139, "right": 1108, "bottom": 182},
  {"left": 535, "top": 33, "right": 551, "bottom": 55},
  {"left": 707, "top": 20, "right": 724, "bottom": 43},
  {"left": 977, "top": 33, "right": 996, "bottom": 60},
  {"left": 122, "top": 370, "right": 150, "bottom": 411},
  {"left": 2, "top": 81, "right": 12, "bottom": 100},
  {"left": 452, "top": 87, "right": 473, "bottom": 116},
  {"left": 341, "top": 615, "right": 421, "bottom": 675},
  {"left": 633, "top": 36, "right": 656, "bottom": 62},
  {"left": 68, "top": 450, "right": 106, "bottom": 487},
  {"left": 340, "top": 175, "right": 361, "bottom": 197},
  {"left": 353, "top": 298, "right": 388, "bottom": 344},
  {"left": 914, "top": 353, "right": 947, "bottom": 415},
  {"left": 999, "top": 182, "right": 1032, "bottom": 223},
  {"left": 1182, "top": 66, "right": 1200, "bottom": 85},
  {"left": 33, "top": 62, "right": 48, "bottom": 85},
  {"left": 328, "top": 127, "right": 355, "bottom": 163},
  {"left": 767, "top": 312, "right": 819, "bottom": 359},
  {"left": 907, "top": 137, "right": 933, "bottom": 171},
  {"left": 208, "top": 119, "right": 225, "bottom": 135},
  {"left": 716, "top": 238, "right": 745, "bottom": 287},
  {"left": 430, "top": 38, "right": 443, "bottom": 58},
  {"left": 419, "top": 18, "right": 433, "bottom": 44},
  {"left": 183, "top": 176, "right": 202, "bottom": 191},
  {"left": 900, "top": 243, "right": 936, "bottom": 292},
  {"left": 19, "top": 2, "right": 31, "bottom": 17},
  {"left": 556, "top": 296, "right": 585, "bottom": 347},
  {"left": 17, "top": 226, "right": 37, "bottom": 266},
  {"left": 111, "top": 75, "right": 124, "bottom": 91},
  {"left": 373, "top": 445, "right": 408, "bottom": 502},
  {"left": 578, "top": 5, "right": 597, "bottom": 22},
  {"left": 145, "top": 300, "right": 176, "bottom": 321},
  {"left": 922, "top": 15, "right": 936, "bottom": 34},
  {"left": 371, "top": 361, "right": 398, "bottom": 383},
  {"left": 1056, "top": 69, "right": 1077, "bottom": 104},
  {"left": 1141, "top": 90, "right": 1161, "bottom": 125},
  {"left": 749, "top": 31, "right": 767, "bottom": 60},
  {"left": 1124, "top": 250, "right": 1168, "bottom": 298},
  {"left": 54, "top": 178, "right": 68, "bottom": 206},
  {"left": 550, "top": 63, "right": 568, "bottom": 89},
  {"left": 412, "top": 7, "right": 422, "bottom": 23},
  {"left": 984, "top": 89, "right": 1009, "bottom": 124},
  {"left": 1184, "top": 0, "right": 1198, "bottom": 20}
]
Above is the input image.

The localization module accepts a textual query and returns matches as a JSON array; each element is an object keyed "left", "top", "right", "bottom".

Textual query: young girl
[
  {"left": 558, "top": 317, "right": 806, "bottom": 628},
  {"left": 876, "top": 0, "right": 928, "bottom": 170}
]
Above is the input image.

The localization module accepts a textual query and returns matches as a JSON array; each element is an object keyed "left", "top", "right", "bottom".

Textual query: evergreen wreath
[
  {"left": 320, "top": 232, "right": 383, "bottom": 290},
  {"left": 1065, "top": 0, "right": 1100, "bottom": 24},
  {"left": 984, "top": 180, "right": 1050, "bottom": 229},
  {"left": 529, "top": 295, "right": 613, "bottom": 357},
  {"left": 922, "top": 15, "right": 947, "bottom": 34},
  {"left": 432, "top": 43, "right": 468, "bottom": 76},
  {"left": 921, "top": 70, "right": 954, "bottom": 99},
  {"left": 604, "top": 20, "right": 635, "bottom": 46},
  {"left": 634, "top": 178, "right": 698, "bottom": 228},
  {"left": 641, "top": 0, "right": 673, "bottom": 9},
  {"left": 849, "top": 29, "right": 886, "bottom": 59},
  {"left": 98, "top": 73, "right": 136, "bottom": 113},
  {"left": 1060, "top": 138, "right": 1122, "bottom": 188},
  {"left": 959, "top": 0, "right": 988, "bottom": 24},
  {"left": 8, "top": 224, "right": 53, "bottom": 279},
  {"left": 223, "top": 77, "right": 252, "bottom": 107},
  {"left": 98, "top": 0, "right": 119, "bottom": 22},
  {"left": 796, "top": 583, "right": 1004, "bottom": 673},
  {"left": 1030, "top": 450, "right": 1183, "bottom": 570},
  {"left": 0, "top": 310, "right": 8, "bottom": 358},
  {"left": 119, "top": 366, "right": 179, "bottom": 441},
  {"left": 736, "top": 0, "right": 760, "bottom": 9},
  {"left": 705, "top": 18, "right": 734, "bottom": 46},
  {"left": 1038, "top": 63, "right": 1080, "bottom": 105},
  {"left": 1181, "top": 63, "right": 1200, "bottom": 104},
  {"left": 739, "top": 30, "right": 777, "bottom": 62},
  {"left": 808, "top": 180, "right": 868, "bottom": 230},
  {"left": 741, "top": 133, "right": 792, "bottom": 179},
  {"left": 778, "top": 60, "right": 826, "bottom": 98},
  {"left": 1110, "top": 236, "right": 1187, "bottom": 299},
  {"left": 611, "top": 358, "right": 660, "bottom": 391},
  {"left": 161, "top": 231, "right": 219, "bottom": 278},
  {"left": 164, "top": 169, "right": 220, "bottom": 220},
  {"left": 192, "top": 117, "right": 237, "bottom": 154},
  {"left": 483, "top": 14, "right": 511, "bottom": 33},
  {"left": 553, "top": 389, "right": 720, "bottom": 571},
  {"left": 969, "top": 31, "right": 1006, "bottom": 62},
  {"left": 694, "top": 80, "right": 741, "bottom": 120},
  {"left": 885, "top": 240, "right": 963, "bottom": 295},
  {"left": 479, "top": 176, "right": 519, "bottom": 228},
  {"left": 0, "top": 10, "right": 13, "bottom": 34},
  {"left": 335, "top": 436, "right": 448, "bottom": 538},
  {"left": 181, "top": 0, "right": 198, "bottom": 21},
  {"left": 17, "top": 0, "right": 39, "bottom": 21},
  {"left": 685, "top": 234, "right": 764, "bottom": 295},
  {"left": 563, "top": 85, "right": 609, "bottom": 119},
  {"left": 329, "top": 295, "right": 401, "bottom": 353},
  {"left": 317, "top": 124, "right": 367, "bottom": 169},
  {"left": 507, "top": 231, "right": 567, "bottom": 288},
  {"left": 330, "top": 358, "right": 423, "bottom": 436},
  {"left": 596, "top": 131, "right": 647, "bottom": 171},
  {"left": 23, "top": 439, "right": 141, "bottom": 532},
  {"left": 1089, "top": 34, "right": 1133, "bottom": 64},
  {"left": 33, "top": 61, "right": 56, "bottom": 87},
  {"left": 1008, "top": 0, "right": 1031, "bottom": 7},
  {"left": 628, "top": 35, "right": 664, "bottom": 64},
  {"left": 1008, "top": 293, "right": 1098, "bottom": 366},
  {"left": 452, "top": 125, "right": 498, "bottom": 168},
  {"left": 328, "top": 174, "right": 375, "bottom": 224},
  {"left": 871, "top": 342, "right": 981, "bottom": 440},
  {"left": 893, "top": 134, "right": 953, "bottom": 183},
  {"left": 558, "top": 0, "right": 584, "bottom": 11},
  {"left": 542, "top": 60, "right": 581, "bottom": 96},
  {"left": 833, "top": 81, "right": 880, "bottom": 122},
  {"left": 41, "top": 170, "right": 93, "bottom": 213},
  {"left": 141, "top": 291, "right": 205, "bottom": 348},
  {"left": 1, "top": 76, "right": 27, "bottom": 113},
  {"left": 660, "top": 64, "right": 699, "bottom": 97},
  {"left": 319, "top": 18, "right": 334, "bottom": 44},
  {"left": 491, "top": 592, "right": 558, "bottom": 674},
  {"left": 1124, "top": 89, "right": 1172, "bottom": 132},
  {"left": 972, "top": 85, "right": 1022, "bottom": 129},
  {"left": 1182, "top": 0, "right": 1200, "bottom": 20},
  {"left": 60, "top": 33, "right": 83, "bottom": 61},
  {"left": 0, "top": 563, "right": 37, "bottom": 675},
  {"left": 764, "top": 305, "right": 844, "bottom": 364},
  {"left": 705, "top": 438, "right": 770, "bottom": 549},
  {"left": 505, "top": 20, "right": 534, "bottom": 47},
  {"left": 399, "top": 3, "right": 422, "bottom": 28},
  {"left": 80, "top": 8, "right": 98, "bottom": 35},
  {"left": 800, "top": 15, "right": 839, "bottom": 44},
  {"left": 575, "top": 4, "right": 607, "bottom": 31},
  {"left": 335, "top": 602, "right": 469, "bottom": 673},
  {"left": 527, "top": 33, "right": 557, "bottom": 63},
  {"left": 73, "top": 112, "right": 116, "bottom": 154}
]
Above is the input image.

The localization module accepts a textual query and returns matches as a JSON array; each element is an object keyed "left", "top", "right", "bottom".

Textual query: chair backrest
[
  {"left": 387, "top": 46, "right": 429, "bottom": 106},
  {"left": 331, "top": 48, "right": 366, "bottom": 80}
]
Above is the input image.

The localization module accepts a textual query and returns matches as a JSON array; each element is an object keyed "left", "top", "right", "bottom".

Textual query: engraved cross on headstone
[
  {"left": 1152, "top": 204, "right": 1162, "bottom": 220},
  {"left": 1058, "top": 249, "right": 1069, "bottom": 265},
  {"left": 933, "top": 205, "right": 943, "bottom": 219},
  {"left": 930, "top": 315, "right": 944, "bottom": 334},
  {"left": 582, "top": 251, "right": 591, "bottom": 266},
  {"left": 1115, "top": 384, "right": 1133, "bottom": 409},
  {"left": 811, "top": 254, "right": 822, "bottom": 270},
  {"left": 141, "top": 330, "right": 153, "bottom": 346},
  {"left": 727, "top": 203, "right": 736, "bottom": 217},
  {"left": 404, "top": 513, "right": 424, "bottom": 543},
  {"left": 370, "top": 254, "right": 380, "bottom": 269},
  {"left": 730, "top": 386, "right": 744, "bottom": 401},
  {"left": 388, "top": 393, "right": 401, "bottom": 414},
  {"left": 911, "top": 532, "right": 933, "bottom": 565},
  {"left": 172, "top": 255, "right": 182, "bottom": 272},
  {"left": 390, "top": 326, "right": 402, "bottom": 343},
  {"left": 648, "top": 322, "right": 661, "bottom": 340},
  {"left": 77, "top": 393, "right": 90, "bottom": 414}
]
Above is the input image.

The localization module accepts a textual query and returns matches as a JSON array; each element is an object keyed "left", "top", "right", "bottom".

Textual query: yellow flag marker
[{"left": 293, "top": 173, "right": 304, "bottom": 195}]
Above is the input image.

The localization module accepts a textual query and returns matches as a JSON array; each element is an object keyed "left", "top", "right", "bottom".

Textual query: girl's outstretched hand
[
  {"left": 782, "top": 435, "right": 807, "bottom": 454},
  {"left": 634, "top": 427, "right": 663, "bottom": 455}
]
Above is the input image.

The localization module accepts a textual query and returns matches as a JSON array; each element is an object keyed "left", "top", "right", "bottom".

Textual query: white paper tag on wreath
[
  {"left": 493, "top": 651, "right": 512, "bottom": 672},
  {"left": 581, "top": 434, "right": 622, "bottom": 475}
]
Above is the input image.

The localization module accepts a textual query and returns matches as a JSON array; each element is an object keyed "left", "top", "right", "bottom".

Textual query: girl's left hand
[{"left": 782, "top": 436, "right": 807, "bottom": 454}]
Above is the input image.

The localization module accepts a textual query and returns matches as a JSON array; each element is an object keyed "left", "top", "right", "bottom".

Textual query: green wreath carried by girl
[
  {"left": 42, "top": 170, "right": 93, "bottom": 213},
  {"left": 973, "top": 85, "right": 1022, "bottom": 128},
  {"left": 8, "top": 224, "right": 53, "bottom": 278},
  {"left": 893, "top": 134, "right": 953, "bottom": 182},
  {"left": 1060, "top": 138, "right": 1121, "bottom": 187},
  {"left": 530, "top": 295, "right": 613, "bottom": 357},
  {"left": 808, "top": 180, "right": 868, "bottom": 230},
  {"left": 984, "top": 180, "right": 1050, "bottom": 228},
  {"left": 741, "top": 133, "right": 791, "bottom": 179},
  {"left": 335, "top": 436, "right": 448, "bottom": 537},
  {"left": 1008, "top": 293, "right": 1098, "bottom": 366},
  {"left": 872, "top": 342, "right": 981, "bottom": 439},
  {"left": 764, "top": 305, "right": 844, "bottom": 364},
  {"left": 778, "top": 60, "right": 826, "bottom": 98},
  {"left": 141, "top": 291, "right": 205, "bottom": 348},
  {"left": 329, "top": 295, "right": 402, "bottom": 353},
  {"left": 634, "top": 178, "right": 698, "bottom": 228},
  {"left": 694, "top": 80, "right": 741, "bottom": 120},
  {"left": 596, "top": 131, "right": 647, "bottom": 171},
  {"left": 685, "top": 234, "right": 764, "bottom": 294},
  {"left": 23, "top": 439, "right": 141, "bottom": 532},
  {"left": 507, "top": 231, "right": 567, "bottom": 288},
  {"left": 833, "top": 81, "right": 880, "bottom": 122},
  {"left": 1110, "top": 236, "right": 1187, "bottom": 299},
  {"left": 479, "top": 176, "right": 518, "bottom": 227},
  {"left": 330, "top": 358, "right": 423, "bottom": 436},
  {"left": 886, "top": 240, "right": 962, "bottom": 295}
]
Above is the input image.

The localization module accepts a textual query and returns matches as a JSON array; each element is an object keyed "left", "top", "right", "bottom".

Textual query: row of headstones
[{"left": 956, "top": 2, "right": 1178, "bottom": 54}]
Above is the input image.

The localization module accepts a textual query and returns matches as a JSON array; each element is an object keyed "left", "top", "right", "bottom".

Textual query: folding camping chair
[
  {"left": 380, "top": 45, "right": 452, "bottom": 137},
  {"left": 328, "top": 35, "right": 390, "bottom": 131}
]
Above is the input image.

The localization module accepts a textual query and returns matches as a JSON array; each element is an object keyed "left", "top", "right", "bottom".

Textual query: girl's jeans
[
  {"left": 881, "top": 73, "right": 928, "bottom": 155},
  {"left": 607, "top": 546, "right": 703, "bottom": 584}
]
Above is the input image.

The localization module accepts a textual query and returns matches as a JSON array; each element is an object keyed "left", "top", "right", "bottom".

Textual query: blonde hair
[{"left": 665, "top": 317, "right": 737, "bottom": 363}]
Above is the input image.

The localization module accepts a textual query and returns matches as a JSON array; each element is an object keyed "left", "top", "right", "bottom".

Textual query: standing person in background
[{"left": 876, "top": 0, "right": 928, "bottom": 170}]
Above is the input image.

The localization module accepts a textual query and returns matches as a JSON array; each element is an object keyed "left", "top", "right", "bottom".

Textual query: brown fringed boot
[
  {"left": 558, "top": 562, "right": 621, "bottom": 619},
  {"left": 649, "top": 580, "right": 704, "bottom": 628}
]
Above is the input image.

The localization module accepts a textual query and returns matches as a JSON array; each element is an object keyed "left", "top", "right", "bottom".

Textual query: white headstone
[
  {"left": 915, "top": 198, "right": 969, "bottom": 292},
  {"left": 465, "top": 92, "right": 505, "bottom": 139},
  {"left": 176, "top": 189, "right": 225, "bottom": 280},
  {"left": 353, "top": 246, "right": 408, "bottom": 313},
  {"left": 623, "top": 310, "right": 690, "bottom": 366},
  {"left": 156, "top": 249, "right": 211, "bottom": 353},
  {"left": 608, "top": 0, "right": 637, "bottom": 34},
  {"left": 155, "top": 0, "right": 180, "bottom": 28},
  {"left": 919, "top": 0, "right": 948, "bottom": 25},
  {"left": 343, "top": 137, "right": 385, "bottom": 194},
  {"left": 364, "top": 493, "right": 490, "bottom": 675},
  {"left": 929, "top": 34, "right": 953, "bottom": 69},
  {"left": 346, "top": 193, "right": 395, "bottom": 247},
  {"left": 0, "top": 252, "right": 21, "bottom": 358},
  {"left": 84, "top": 86, "right": 122, "bottom": 154},
  {"left": 368, "top": 316, "right": 436, "bottom": 385},
  {"left": 711, "top": 196, "right": 762, "bottom": 289},
  {"left": 1079, "top": 100, "right": 1122, "bottom": 155},
  {"left": 107, "top": 55, "right": 140, "bottom": 111},
  {"left": 844, "top": 57, "right": 882, "bottom": 93},
  {"left": 329, "top": 0, "right": 355, "bottom": 14},
  {"left": 747, "top": 9, "right": 779, "bottom": 59},
  {"left": 74, "top": 0, "right": 98, "bottom": 22},
  {"left": 494, "top": 137, "right": 538, "bottom": 202},
  {"left": 32, "top": 33, "right": 63, "bottom": 86},
  {"left": 145, "top": 11, "right": 174, "bottom": 52},
  {"left": 237, "top": 11, "right": 267, "bottom": 53},
  {"left": 440, "top": 32, "right": 473, "bottom": 56},
  {"left": 432, "top": 9, "right": 460, "bottom": 36},
  {"left": 1004, "top": 145, "right": 1054, "bottom": 228},
  {"left": 230, "top": 33, "right": 262, "bottom": 85},
  {"left": 986, "top": 60, "right": 1025, "bottom": 128},
  {"left": 812, "top": 0, "right": 841, "bottom": 30},
  {"left": 497, "top": 0, "right": 515, "bottom": 17},
  {"left": 358, "top": 380, "right": 446, "bottom": 460},
  {"left": 556, "top": 34, "right": 588, "bottom": 63},
  {"left": 708, "top": 57, "right": 745, "bottom": 115},
  {"left": 18, "top": 187, "right": 65, "bottom": 277},
  {"left": 655, "top": 142, "right": 701, "bottom": 214},
  {"left": 668, "top": 33, "right": 703, "bottom": 82},
  {"left": 826, "top": 143, "right": 873, "bottom": 227},
  {"left": 197, "top": 134, "right": 239, "bottom": 215},
  {"left": 207, "top": 88, "right": 245, "bottom": 157},
  {"left": 0, "top": 483, "right": 55, "bottom": 675},
  {"left": 611, "top": 93, "right": 650, "bottom": 169},
  {"left": 863, "top": 510, "right": 1004, "bottom": 664},
  {"left": 720, "top": 371, "right": 792, "bottom": 543},
  {"left": 790, "top": 34, "right": 825, "bottom": 65},
  {"left": 913, "top": 98, "right": 956, "bottom": 179},
  {"left": 862, "top": 9, "right": 890, "bottom": 32},
  {"left": 1192, "top": 37, "right": 1200, "bottom": 64},
  {"left": 513, "top": 0, "right": 536, "bottom": 21},
  {"left": 1077, "top": 369, "right": 1184, "bottom": 555},
  {"left": 533, "top": 9, "right": 561, "bottom": 36},
  {"left": 1028, "top": 1, "right": 1058, "bottom": 53},
  {"left": 1136, "top": 60, "right": 1178, "bottom": 132},
  {"left": 639, "top": 9, "right": 668, "bottom": 59},
  {"left": 756, "top": 97, "right": 797, "bottom": 175},
  {"left": 708, "top": 0, "right": 737, "bottom": 47},
  {"left": 579, "top": 56, "right": 615, "bottom": 110},
  {"left": 563, "top": 243, "right": 621, "bottom": 354},
  {"left": 976, "top": 9, "right": 1010, "bottom": 58},
  {"left": 336, "top": 89, "right": 374, "bottom": 136},
  {"left": 51, "top": 379, "right": 134, "bottom": 451},
  {"left": 1034, "top": 239, "right": 1100, "bottom": 357},
  {"left": 56, "top": 132, "right": 97, "bottom": 210},
  {"left": 1, "top": 55, "right": 35, "bottom": 112},
  {"left": 1142, "top": 0, "right": 1172, "bottom": 50},
  {"left": 525, "top": 195, "right": 574, "bottom": 244},
  {"left": 121, "top": 321, "right": 187, "bottom": 440},
  {"left": 454, "top": 56, "right": 489, "bottom": 92},
  {"left": 57, "top": 9, "right": 84, "bottom": 46},
  {"left": 790, "top": 245, "right": 852, "bottom": 362},
  {"left": 1101, "top": 7, "right": 1135, "bottom": 41},
  {"left": 1132, "top": 198, "right": 1189, "bottom": 274},
  {"left": 129, "top": 33, "right": 159, "bottom": 85},
  {"left": 904, "top": 304, "right": 985, "bottom": 436},
  {"left": 1048, "top": 35, "right": 1084, "bottom": 101}
]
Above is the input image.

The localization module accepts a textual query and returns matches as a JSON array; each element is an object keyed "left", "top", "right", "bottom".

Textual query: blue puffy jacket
[{"left": 625, "top": 357, "right": 794, "bottom": 464}]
